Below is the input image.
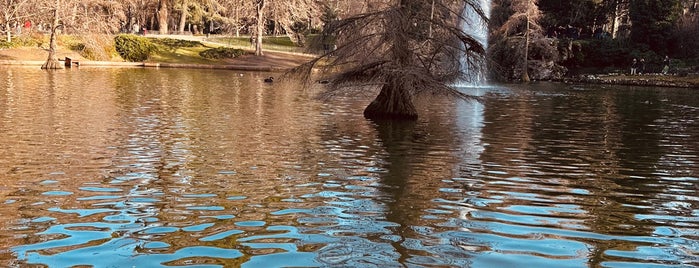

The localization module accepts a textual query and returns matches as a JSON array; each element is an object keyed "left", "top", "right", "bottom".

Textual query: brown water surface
[{"left": 0, "top": 67, "right": 697, "bottom": 267}]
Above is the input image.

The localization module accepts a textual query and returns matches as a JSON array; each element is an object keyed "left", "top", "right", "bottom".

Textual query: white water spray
[{"left": 457, "top": 0, "right": 491, "bottom": 86}]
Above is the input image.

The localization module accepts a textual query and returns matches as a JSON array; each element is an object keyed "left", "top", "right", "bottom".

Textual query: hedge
[
  {"left": 199, "top": 47, "right": 246, "bottom": 59},
  {"left": 114, "top": 34, "right": 156, "bottom": 62}
]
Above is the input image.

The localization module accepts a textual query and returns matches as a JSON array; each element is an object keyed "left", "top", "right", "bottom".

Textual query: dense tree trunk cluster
[
  {"left": 0, "top": 0, "right": 325, "bottom": 45},
  {"left": 490, "top": 0, "right": 697, "bottom": 82}
]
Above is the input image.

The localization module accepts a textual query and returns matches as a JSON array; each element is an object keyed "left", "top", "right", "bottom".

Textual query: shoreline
[
  {"left": 0, "top": 44, "right": 312, "bottom": 72},
  {"left": 563, "top": 74, "right": 699, "bottom": 88},
  {"left": 0, "top": 59, "right": 285, "bottom": 72},
  {"left": 2, "top": 49, "right": 696, "bottom": 88}
]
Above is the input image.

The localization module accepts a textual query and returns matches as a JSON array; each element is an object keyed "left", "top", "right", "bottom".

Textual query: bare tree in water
[
  {"left": 42, "top": 0, "right": 62, "bottom": 69},
  {"left": 296, "top": 0, "right": 488, "bottom": 120},
  {"left": 40, "top": 0, "right": 126, "bottom": 68}
]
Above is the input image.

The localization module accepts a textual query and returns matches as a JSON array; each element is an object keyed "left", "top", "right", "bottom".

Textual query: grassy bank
[
  {"left": 566, "top": 73, "right": 699, "bottom": 88},
  {"left": 0, "top": 33, "right": 315, "bottom": 69}
]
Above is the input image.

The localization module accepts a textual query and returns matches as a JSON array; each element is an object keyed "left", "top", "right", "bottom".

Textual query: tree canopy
[
  {"left": 1, "top": 0, "right": 695, "bottom": 81},
  {"left": 293, "top": 0, "right": 488, "bottom": 120},
  {"left": 490, "top": 0, "right": 697, "bottom": 80},
  {"left": 1, "top": 0, "right": 694, "bottom": 60}
]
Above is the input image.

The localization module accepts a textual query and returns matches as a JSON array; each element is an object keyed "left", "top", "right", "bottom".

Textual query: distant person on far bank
[
  {"left": 639, "top": 58, "right": 646, "bottom": 75},
  {"left": 662, "top": 56, "right": 670, "bottom": 75},
  {"left": 23, "top": 20, "right": 31, "bottom": 33},
  {"left": 630, "top": 58, "right": 638, "bottom": 75}
]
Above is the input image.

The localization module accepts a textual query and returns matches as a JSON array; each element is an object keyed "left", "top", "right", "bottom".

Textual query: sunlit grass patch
[
  {"left": 209, "top": 36, "right": 305, "bottom": 53},
  {"left": 199, "top": 47, "right": 246, "bottom": 59},
  {"left": 150, "top": 45, "right": 219, "bottom": 64}
]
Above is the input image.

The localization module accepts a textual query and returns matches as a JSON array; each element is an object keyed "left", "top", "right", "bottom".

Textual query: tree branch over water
[{"left": 293, "top": 0, "right": 488, "bottom": 120}]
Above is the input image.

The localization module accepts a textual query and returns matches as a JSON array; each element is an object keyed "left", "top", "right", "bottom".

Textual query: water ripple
[{"left": 1, "top": 69, "right": 697, "bottom": 267}]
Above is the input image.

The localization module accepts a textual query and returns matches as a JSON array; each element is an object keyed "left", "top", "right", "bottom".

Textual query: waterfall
[{"left": 457, "top": 0, "right": 491, "bottom": 87}]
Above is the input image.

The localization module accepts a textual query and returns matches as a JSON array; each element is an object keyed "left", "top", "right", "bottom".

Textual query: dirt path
[
  {"left": 1, "top": 34, "right": 316, "bottom": 70},
  {"left": 154, "top": 34, "right": 316, "bottom": 69},
  {"left": 0, "top": 47, "right": 86, "bottom": 62}
]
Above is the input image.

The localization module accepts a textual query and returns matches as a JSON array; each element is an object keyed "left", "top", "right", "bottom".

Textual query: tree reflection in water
[{"left": 0, "top": 68, "right": 696, "bottom": 267}]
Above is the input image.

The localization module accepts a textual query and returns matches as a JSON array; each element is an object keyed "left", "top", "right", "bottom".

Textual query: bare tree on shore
[
  {"left": 1, "top": 0, "right": 34, "bottom": 42},
  {"left": 492, "top": 0, "right": 542, "bottom": 82}
]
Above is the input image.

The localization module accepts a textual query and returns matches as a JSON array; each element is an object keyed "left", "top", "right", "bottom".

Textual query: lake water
[{"left": 0, "top": 67, "right": 697, "bottom": 267}]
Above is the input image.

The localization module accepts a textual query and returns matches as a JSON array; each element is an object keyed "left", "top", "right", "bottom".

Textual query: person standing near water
[
  {"left": 639, "top": 58, "right": 646, "bottom": 75},
  {"left": 662, "top": 56, "right": 670, "bottom": 75},
  {"left": 630, "top": 58, "right": 638, "bottom": 75}
]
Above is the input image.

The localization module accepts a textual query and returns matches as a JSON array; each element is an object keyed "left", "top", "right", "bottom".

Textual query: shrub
[
  {"left": 0, "top": 35, "right": 43, "bottom": 49},
  {"left": 58, "top": 35, "right": 82, "bottom": 49},
  {"left": 75, "top": 35, "right": 117, "bottom": 61},
  {"left": 150, "top": 38, "right": 202, "bottom": 50},
  {"left": 0, "top": 41, "right": 14, "bottom": 49},
  {"left": 199, "top": 47, "right": 246, "bottom": 59},
  {"left": 114, "top": 34, "right": 156, "bottom": 62}
]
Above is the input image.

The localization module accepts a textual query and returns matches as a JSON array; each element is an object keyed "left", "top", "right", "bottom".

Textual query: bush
[
  {"left": 565, "top": 39, "right": 630, "bottom": 70},
  {"left": 58, "top": 35, "right": 82, "bottom": 49},
  {"left": 563, "top": 39, "right": 681, "bottom": 74},
  {"left": 199, "top": 47, "right": 246, "bottom": 59},
  {"left": 77, "top": 35, "right": 117, "bottom": 61},
  {"left": 114, "top": 34, "right": 156, "bottom": 62},
  {"left": 0, "top": 35, "right": 43, "bottom": 49},
  {"left": 264, "top": 36, "right": 295, "bottom": 46},
  {"left": 0, "top": 41, "right": 14, "bottom": 49},
  {"left": 150, "top": 38, "right": 202, "bottom": 50}
]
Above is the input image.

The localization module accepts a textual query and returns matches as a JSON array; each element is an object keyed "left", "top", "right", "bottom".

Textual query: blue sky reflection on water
[{"left": 0, "top": 67, "right": 697, "bottom": 267}]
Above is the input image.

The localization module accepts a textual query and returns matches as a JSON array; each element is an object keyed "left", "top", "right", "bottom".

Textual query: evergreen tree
[{"left": 630, "top": 0, "right": 682, "bottom": 55}]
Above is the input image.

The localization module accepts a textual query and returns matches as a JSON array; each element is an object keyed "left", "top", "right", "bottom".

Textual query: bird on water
[{"left": 264, "top": 77, "right": 274, "bottom": 83}]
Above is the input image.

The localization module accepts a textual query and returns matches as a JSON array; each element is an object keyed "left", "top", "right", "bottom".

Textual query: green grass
[
  {"left": 150, "top": 38, "right": 203, "bottom": 48},
  {"left": 208, "top": 37, "right": 251, "bottom": 48},
  {"left": 0, "top": 34, "right": 45, "bottom": 48},
  {"left": 145, "top": 37, "right": 238, "bottom": 64},
  {"left": 264, "top": 36, "right": 296, "bottom": 46},
  {"left": 209, "top": 35, "right": 307, "bottom": 53},
  {"left": 149, "top": 45, "right": 220, "bottom": 64}
]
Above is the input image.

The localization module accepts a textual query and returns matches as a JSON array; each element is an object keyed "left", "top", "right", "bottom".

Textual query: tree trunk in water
[
  {"left": 363, "top": 1, "right": 417, "bottom": 120},
  {"left": 255, "top": 0, "right": 265, "bottom": 56},
  {"left": 363, "top": 82, "right": 418, "bottom": 120},
  {"left": 158, "top": 0, "right": 169, "bottom": 34},
  {"left": 521, "top": 0, "right": 531, "bottom": 82},
  {"left": 42, "top": 1, "right": 62, "bottom": 70},
  {"left": 178, "top": 0, "right": 188, "bottom": 33}
]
